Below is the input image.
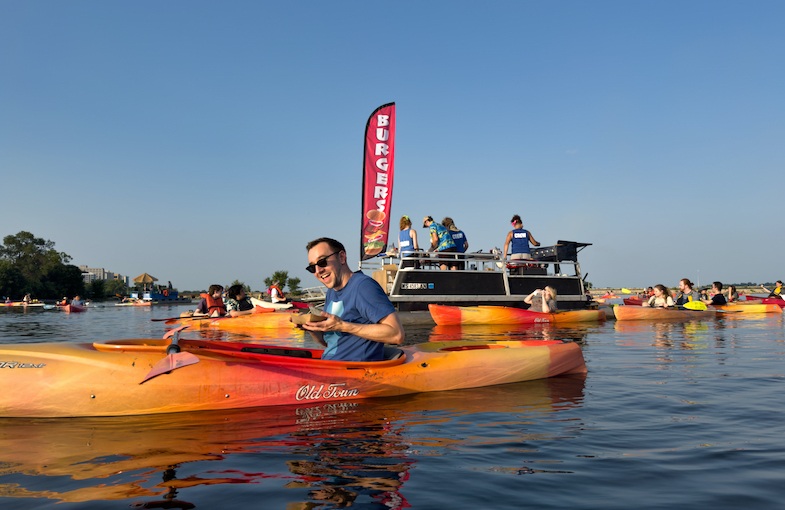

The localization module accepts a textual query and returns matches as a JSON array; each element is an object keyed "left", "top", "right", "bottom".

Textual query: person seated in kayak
[
  {"left": 194, "top": 284, "right": 227, "bottom": 317},
  {"left": 502, "top": 214, "right": 541, "bottom": 261},
  {"left": 761, "top": 280, "right": 783, "bottom": 299},
  {"left": 423, "top": 215, "right": 457, "bottom": 270},
  {"left": 300, "top": 237, "right": 404, "bottom": 362},
  {"left": 71, "top": 295, "right": 85, "bottom": 307},
  {"left": 702, "top": 281, "right": 727, "bottom": 306},
  {"left": 224, "top": 284, "right": 255, "bottom": 317},
  {"left": 524, "top": 286, "right": 557, "bottom": 312},
  {"left": 268, "top": 281, "right": 290, "bottom": 304},
  {"left": 642, "top": 284, "right": 675, "bottom": 308},
  {"left": 727, "top": 285, "right": 739, "bottom": 302},
  {"left": 674, "top": 278, "right": 700, "bottom": 306}
]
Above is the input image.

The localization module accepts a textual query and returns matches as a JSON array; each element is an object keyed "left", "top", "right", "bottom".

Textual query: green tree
[
  {"left": 228, "top": 280, "right": 251, "bottom": 294},
  {"left": 262, "top": 271, "right": 301, "bottom": 296},
  {"left": 0, "top": 231, "right": 74, "bottom": 298},
  {"left": 0, "top": 260, "right": 25, "bottom": 299},
  {"left": 104, "top": 279, "right": 129, "bottom": 298},
  {"left": 87, "top": 279, "right": 107, "bottom": 300},
  {"left": 41, "top": 264, "right": 85, "bottom": 300}
]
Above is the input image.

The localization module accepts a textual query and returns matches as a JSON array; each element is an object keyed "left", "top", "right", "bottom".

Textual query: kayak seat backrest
[
  {"left": 241, "top": 347, "right": 313, "bottom": 358},
  {"left": 384, "top": 346, "right": 404, "bottom": 360}
]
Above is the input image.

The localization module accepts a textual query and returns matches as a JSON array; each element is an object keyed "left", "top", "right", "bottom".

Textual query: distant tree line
[{"left": 0, "top": 231, "right": 85, "bottom": 300}]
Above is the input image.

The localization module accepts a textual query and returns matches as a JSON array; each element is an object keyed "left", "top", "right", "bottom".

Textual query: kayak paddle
[{"left": 140, "top": 326, "right": 200, "bottom": 384}]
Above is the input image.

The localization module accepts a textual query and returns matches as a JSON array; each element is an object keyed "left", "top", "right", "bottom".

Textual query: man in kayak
[
  {"left": 301, "top": 237, "right": 405, "bottom": 361},
  {"left": 702, "top": 281, "right": 727, "bottom": 306},
  {"left": 761, "top": 280, "right": 783, "bottom": 299},
  {"left": 674, "top": 278, "right": 701, "bottom": 306}
]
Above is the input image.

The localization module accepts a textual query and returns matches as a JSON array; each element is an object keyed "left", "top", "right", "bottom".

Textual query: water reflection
[{"left": 0, "top": 375, "right": 585, "bottom": 508}]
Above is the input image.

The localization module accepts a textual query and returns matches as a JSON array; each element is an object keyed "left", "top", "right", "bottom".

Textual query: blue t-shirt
[
  {"left": 450, "top": 230, "right": 468, "bottom": 253},
  {"left": 510, "top": 228, "right": 533, "bottom": 255},
  {"left": 322, "top": 271, "right": 396, "bottom": 361},
  {"left": 399, "top": 228, "right": 416, "bottom": 255}
]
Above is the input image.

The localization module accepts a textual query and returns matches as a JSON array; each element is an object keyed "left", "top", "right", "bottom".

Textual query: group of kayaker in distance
[{"left": 638, "top": 278, "right": 783, "bottom": 308}]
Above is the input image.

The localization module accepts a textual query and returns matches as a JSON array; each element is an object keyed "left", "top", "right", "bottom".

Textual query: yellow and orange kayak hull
[
  {"left": 0, "top": 337, "right": 586, "bottom": 417},
  {"left": 428, "top": 304, "right": 606, "bottom": 326}
]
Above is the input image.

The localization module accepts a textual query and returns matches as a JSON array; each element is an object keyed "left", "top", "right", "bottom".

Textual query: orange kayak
[
  {"left": 428, "top": 304, "right": 606, "bottom": 326},
  {"left": 712, "top": 303, "right": 782, "bottom": 313},
  {"left": 614, "top": 305, "right": 716, "bottom": 321},
  {"left": 0, "top": 337, "right": 586, "bottom": 417},
  {"left": 174, "top": 310, "right": 298, "bottom": 330}
]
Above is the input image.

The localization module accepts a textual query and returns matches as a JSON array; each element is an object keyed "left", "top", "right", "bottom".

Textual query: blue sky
[{"left": 2, "top": 1, "right": 783, "bottom": 292}]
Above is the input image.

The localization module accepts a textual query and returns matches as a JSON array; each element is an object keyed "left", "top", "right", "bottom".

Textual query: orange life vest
[{"left": 200, "top": 293, "right": 227, "bottom": 315}]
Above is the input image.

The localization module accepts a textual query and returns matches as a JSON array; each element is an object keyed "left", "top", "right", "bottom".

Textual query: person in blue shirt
[
  {"left": 502, "top": 214, "right": 540, "bottom": 260},
  {"left": 300, "top": 237, "right": 405, "bottom": 361},
  {"left": 442, "top": 216, "right": 468, "bottom": 270},
  {"left": 397, "top": 215, "right": 420, "bottom": 268}
]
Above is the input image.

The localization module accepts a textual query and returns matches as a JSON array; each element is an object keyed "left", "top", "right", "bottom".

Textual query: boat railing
[
  {"left": 298, "top": 286, "right": 327, "bottom": 303},
  {"left": 360, "top": 250, "right": 580, "bottom": 277}
]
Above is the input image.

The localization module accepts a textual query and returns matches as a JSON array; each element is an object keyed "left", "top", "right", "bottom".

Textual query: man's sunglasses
[{"left": 306, "top": 251, "right": 341, "bottom": 273}]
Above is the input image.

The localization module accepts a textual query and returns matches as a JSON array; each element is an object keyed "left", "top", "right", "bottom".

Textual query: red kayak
[
  {"left": 623, "top": 297, "right": 645, "bottom": 306},
  {"left": 61, "top": 304, "right": 87, "bottom": 313},
  {"left": 743, "top": 295, "right": 785, "bottom": 308}
]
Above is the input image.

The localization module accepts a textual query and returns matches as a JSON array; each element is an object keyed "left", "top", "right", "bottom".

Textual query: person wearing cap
[
  {"left": 423, "top": 216, "right": 457, "bottom": 270},
  {"left": 502, "top": 214, "right": 540, "bottom": 260},
  {"left": 397, "top": 215, "right": 421, "bottom": 269}
]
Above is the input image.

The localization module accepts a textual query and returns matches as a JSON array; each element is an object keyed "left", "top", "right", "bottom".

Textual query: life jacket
[
  {"left": 200, "top": 293, "right": 227, "bottom": 315},
  {"left": 269, "top": 285, "right": 286, "bottom": 301},
  {"left": 769, "top": 286, "right": 782, "bottom": 298}
]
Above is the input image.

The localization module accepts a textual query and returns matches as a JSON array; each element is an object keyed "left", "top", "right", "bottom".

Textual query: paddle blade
[
  {"left": 621, "top": 288, "right": 632, "bottom": 294},
  {"left": 683, "top": 301, "right": 708, "bottom": 311},
  {"left": 140, "top": 352, "right": 200, "bottom": 384}
]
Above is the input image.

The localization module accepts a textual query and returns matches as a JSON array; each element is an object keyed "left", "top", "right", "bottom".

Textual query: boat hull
[
  {"left": 428, "top": 304, "right": 605, "bottom": 326},
  {"left": 0, "top": 338, "right": 586, "bottom": 417},
  {"left": 614, "top": 305, "right": 716, "bottom": 321}
]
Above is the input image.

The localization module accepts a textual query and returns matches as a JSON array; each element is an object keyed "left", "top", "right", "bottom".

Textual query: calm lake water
[{"left": 1, "top": 304, "right": 784, "bottom": 509}]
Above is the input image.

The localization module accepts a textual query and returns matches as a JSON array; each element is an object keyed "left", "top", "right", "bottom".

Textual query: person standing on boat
[
  {"left": 397, "top": 215, "right": 420, "bottom": 269},
  {"left": 524, "top": 286, "right": 558, "bottom": 312},
  {"left": 423, "top": 216, "right": 457, "bottom": 270},
  {"left": 301, "top": 237, "right": 404, "bottom": 361},
  {"left": 761, "top": 280, "right": 783, "bottom": 299},
  {"left": 442, "top": 216, "right": 469, "bottom": 270},
  {"left": 503, "top": 215, "right": 541, "bottom": 260},
  {"left": 194, "top": 284, "right": 227, "bottom": 317},
  {"left": 643, "top": 284, "right": 675, "bottom": 308},
  {"left": 225, "top": 284, "right": 255, "bottom": 317},
  {"left": 674, "top": 278, "right": 700, "bottom": 306}
]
